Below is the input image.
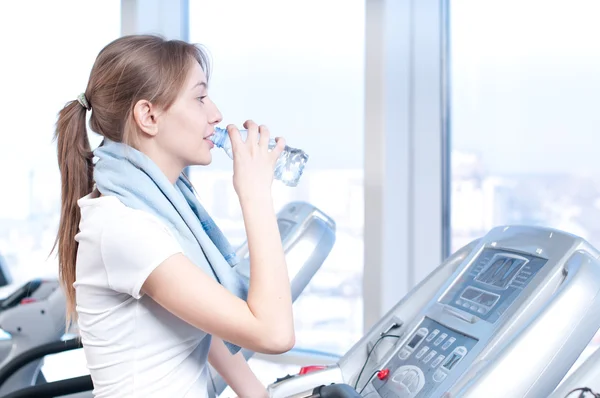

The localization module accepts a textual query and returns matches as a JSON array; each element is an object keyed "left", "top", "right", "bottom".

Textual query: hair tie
[{"left": 76, "top": 93, "right": 91, "bottom": 111}]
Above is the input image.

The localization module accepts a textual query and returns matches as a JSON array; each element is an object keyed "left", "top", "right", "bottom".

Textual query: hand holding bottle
[
  {"left": 209, "top": 122, "right": 309, "bottom": 187},
  {"left": 226, "top": 120, "right": 286, "bottom": 203}
]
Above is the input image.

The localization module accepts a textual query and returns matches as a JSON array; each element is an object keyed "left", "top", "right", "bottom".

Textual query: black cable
[
  {"left": 358, "top": 370, "right": 382, "bottom": 395},
  {"left": 565, "top": 387, "right": 600, "bottom": 398},
  {"left": 353, "top": 333, "right": 401, "bottom": 390}
]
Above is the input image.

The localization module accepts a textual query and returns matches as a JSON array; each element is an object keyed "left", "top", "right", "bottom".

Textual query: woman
[{"left": 54, "top": 34, "right": 294, "bottom": 397}]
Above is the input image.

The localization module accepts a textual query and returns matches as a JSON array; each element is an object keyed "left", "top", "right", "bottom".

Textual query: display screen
[
  {"left": 440, "top": 248, "right": 548, "bottom": 324},
  {"left": 460, "top": 287, "right": 499, "bottom": 307},
  {"left": 475, "top": 256, "right": 527, "bottom": 289},
  {"left": 407, "top": 333, "right": 424, "bottom": 349}
]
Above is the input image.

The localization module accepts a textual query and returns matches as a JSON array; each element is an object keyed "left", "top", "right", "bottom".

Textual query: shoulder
[
  {"left": 79, "top": 194, "right": 171, "bottom": 233},
  {"left": 78, "top": 194, "right": 183, "bottom": 298},
  {"left": 78, "top": 194, "right": 179, "bottom": 253}
]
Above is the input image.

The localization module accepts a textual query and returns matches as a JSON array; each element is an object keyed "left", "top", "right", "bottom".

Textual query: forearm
[
  {"left": 208, "top": 337, "right": 267, "bottom": 398},
  {"left": 240, "top": 196, "right": 294, "bottom": 340}
]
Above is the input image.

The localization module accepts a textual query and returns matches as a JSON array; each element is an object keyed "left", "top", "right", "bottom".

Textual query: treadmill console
[
  {"left": 440, "top": 249, "right": 547, "bottom": 323},
  {"left": 370, "top": 248, "right": 547, "bottom": 397}
]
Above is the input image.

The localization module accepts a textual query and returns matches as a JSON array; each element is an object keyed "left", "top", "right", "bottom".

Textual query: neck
[
  {"left": 151, "top": 153, "right": 184, "bottom": 185},
  {"left": 136, "top": 142, "right": 184, "bottom": 185}
]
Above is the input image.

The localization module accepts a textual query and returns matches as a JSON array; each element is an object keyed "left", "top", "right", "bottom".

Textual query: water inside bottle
[
  {"left": 212, "top": 126, "right": 309, "bottom": 186},
  {"left": 274, "top": 146, "right": 309, "bottom": 187}
]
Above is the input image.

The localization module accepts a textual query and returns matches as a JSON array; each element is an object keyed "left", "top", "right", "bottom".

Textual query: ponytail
[{"left": 53, "top": 99, "right": 93, "bottom": 327}]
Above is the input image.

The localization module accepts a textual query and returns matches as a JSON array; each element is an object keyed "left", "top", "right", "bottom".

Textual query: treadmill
[
  {"left": 267, "top": 226, "right": 600, "bottom": 398},
  {"left": 0, "top": 201, "right": 336, "bottom": 398},
  {"left": 0, "top": 279, "right": 68, "bottom": 396},
  {"left": 548, "top": 336, "right": 600, "bottom": 396}
]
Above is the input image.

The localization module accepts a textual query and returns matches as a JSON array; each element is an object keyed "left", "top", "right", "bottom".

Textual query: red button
[
  {"left": 299, "top": 365, "right": 327, "bottom": 375},
  {"left": 20, "top": 298, "right": 37, "bottom": 305},
  {"left": 377, "top": 369, "right": 390, "bottom": 380}
]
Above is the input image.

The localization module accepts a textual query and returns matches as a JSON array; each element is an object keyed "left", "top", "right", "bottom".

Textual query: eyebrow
[{"left": 193, "top": 82, "right": 208, "bottom": 89}]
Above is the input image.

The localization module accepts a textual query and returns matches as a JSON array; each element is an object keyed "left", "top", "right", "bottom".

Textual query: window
[
  {"left": 450, "top": 0, "right": 600, "bottom": 366},
  {"left": 189, "top": 0, "right": 366, "bottom": 362},
  {"left": 0, "top": 0, "right": 121, "bottom": 282},
  {"left": 0, "top": 0, "right": 121, "bottom": 380}
]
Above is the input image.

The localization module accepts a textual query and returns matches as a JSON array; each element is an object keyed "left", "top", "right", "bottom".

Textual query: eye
[{"left": 197, "top": 95, "right": 207, "bottom": 104}]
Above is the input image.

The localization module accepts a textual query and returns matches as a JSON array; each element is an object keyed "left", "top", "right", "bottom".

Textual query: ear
[{"left": 132, "top": 99, "right": 159, "bottom": 137}]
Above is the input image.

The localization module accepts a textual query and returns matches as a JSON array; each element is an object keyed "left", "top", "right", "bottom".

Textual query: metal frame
[
  {"left": 364, "top": 0, "right": 446, "bottom": 331},
  {"left": 441, "top": 0, "right": 452, "bottom": 259}
]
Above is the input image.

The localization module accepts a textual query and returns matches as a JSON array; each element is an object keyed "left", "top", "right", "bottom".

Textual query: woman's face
[{"left": 156, "top": 61, "right": 223, "bottom": 168}]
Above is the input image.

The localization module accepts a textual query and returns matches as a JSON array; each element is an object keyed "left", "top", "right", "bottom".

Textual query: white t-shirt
[{"left": 74, "top": 193, "right": 211, "bottom": 398}]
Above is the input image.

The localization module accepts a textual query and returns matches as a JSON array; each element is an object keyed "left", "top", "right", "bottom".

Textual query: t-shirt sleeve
[{"left": 100, "top": 209, "right": 183, "bottom": 299}]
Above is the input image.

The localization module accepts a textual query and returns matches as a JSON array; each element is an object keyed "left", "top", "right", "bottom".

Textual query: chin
[{"left": 191, "top": 153, "right": 212, "bottom": 166}]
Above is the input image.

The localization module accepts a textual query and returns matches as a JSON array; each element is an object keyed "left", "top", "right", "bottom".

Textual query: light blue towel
[{"left": 93, "top": 138, "right": 249, "bottom": 354}]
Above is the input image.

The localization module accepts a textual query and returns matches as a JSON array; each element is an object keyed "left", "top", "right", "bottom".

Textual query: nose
[{"left": 208, "top": 99, "right": 223, "bottom": 125}]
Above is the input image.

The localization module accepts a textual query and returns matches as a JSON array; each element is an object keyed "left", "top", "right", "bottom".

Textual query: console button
[
  {"left": 398, "top": 348, "right": 411, "bottom": 360},
  {"left": 405, "top": 372, "right": 420, "bottom": 391},
  {"left": 434, "top": 333, "right": 447, "bottom": 346},
  {"left": 442, "top": 337, "right": 456, "bottom": 351},
  {"left": 402, "top": 370, "right": 418, "bottom": 386},
  {"left": 433, "top": 369, "right": 448, "bottom": 383},
  {"left": 423, "top": 350, "right": 437, "bottom": 363},
  {"left": 415, "top": 346, "right": 429, "bottom": 359},
  {"left": 431, "top": 355, "right": 446, "bottom": 368},
  {"left": 390, "top": 366, "right": 426, "bottom": 396},
  {"left": 426, "top": 329, "right": 439, "bottom": 342}
]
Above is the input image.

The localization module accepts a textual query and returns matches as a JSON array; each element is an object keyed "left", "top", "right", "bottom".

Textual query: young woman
[{"left": 54, "top": 34, "right": 294, "bottom": 397}]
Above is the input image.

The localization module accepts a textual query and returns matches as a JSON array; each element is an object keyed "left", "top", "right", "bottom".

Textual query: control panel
[
  {"left": 371, "top": 318, "right": 478, "bottom": 398},
  {"left": 267, "top": 226, "right": 600, "bottom": 398},
  {"left": 440, "top": 249, "right": 547, "bottom": 323},
  {"left": 368, "top": 248, "right": 547, "bottom": 397}
]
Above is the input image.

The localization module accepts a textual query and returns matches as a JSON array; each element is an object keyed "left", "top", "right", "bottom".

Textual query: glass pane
[
  {"left": 449, "top": 0, "right": 600, "bottom": 370},
  {"left": 189, "top": 0, "right": 365, "bottom": 362},
  {"left": 0, "top": 0, "right": 121, "bottom": 380},
  {"left": 0, "top": 0, "right": 121, "bottom": 282}
]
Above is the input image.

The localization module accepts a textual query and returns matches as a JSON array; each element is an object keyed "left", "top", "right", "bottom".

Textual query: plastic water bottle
[{"left": 209, "top": 127, "right": 309, "bottom": 187}]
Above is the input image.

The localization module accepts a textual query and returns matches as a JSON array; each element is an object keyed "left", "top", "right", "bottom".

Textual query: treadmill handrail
[
  {"left": 0, "top": 338, "right": 82, "bottom": 387},
  {"left": 0, "top": 375, "right": 92, "bottom": 398}
]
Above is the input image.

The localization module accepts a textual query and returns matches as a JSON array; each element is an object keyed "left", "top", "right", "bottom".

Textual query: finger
[
  {"left": 243, "top": 120, "right": 259, "bottom": 147},
  {"left": 270, "top": 136, "right": 286, "bottom": 162},
  {"left": 226, "top": 124, "right": 244, "bottom": 149},
  {"left": 258, "top": 124, "right": 271, "bottom": 150}
]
